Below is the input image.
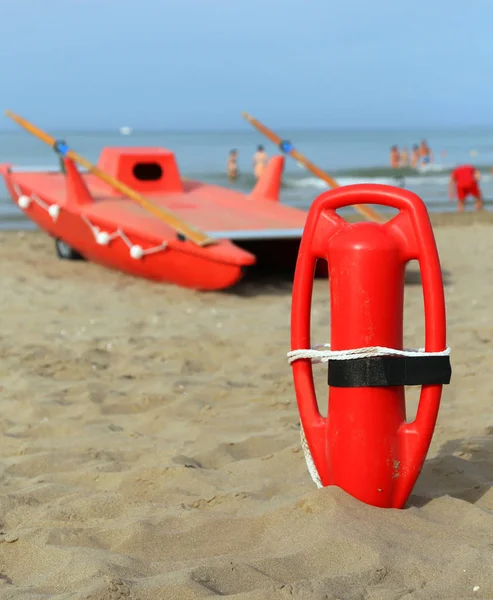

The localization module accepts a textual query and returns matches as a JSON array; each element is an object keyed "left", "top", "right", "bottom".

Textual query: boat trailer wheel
[{"left": 55, "top": 238, "right": 83, "bottom": 261}]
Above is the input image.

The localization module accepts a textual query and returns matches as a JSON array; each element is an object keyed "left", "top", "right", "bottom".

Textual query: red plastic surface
[
  {"left": 0, "top": 149, "right": 308, "bottom": 290},
  {"left": 97, "top": 147, "right": 184, "bottom": 194},
  {"left": 291, "top": 184, "right": 447, "bottom": 508}
]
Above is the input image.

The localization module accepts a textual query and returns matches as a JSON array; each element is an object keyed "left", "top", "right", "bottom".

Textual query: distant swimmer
[
  {"left": 419, "top": 139, "right": 433, "bottom": 165},
  {"left": 410, "top": 144, "right": 420, "bottom": 169},
  {"left": 400, "top": 147, "right": 409, "bottom": 167},
  {"left": 227, "top": 149, "right": 239, "bottom": 181},
  {"left": 389, "top": 145, "right": 400, "bottom": 169},
  {"left": 253, "top": 145, "right": 268, "bottom": 179},
  {"left": 449, "top": 164, "right": 483, "bottom": 213}
]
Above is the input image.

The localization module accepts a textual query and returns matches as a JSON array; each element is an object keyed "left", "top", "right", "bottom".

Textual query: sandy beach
[{"left": 1, "top": 217, "right": 493, "bottom": 600}]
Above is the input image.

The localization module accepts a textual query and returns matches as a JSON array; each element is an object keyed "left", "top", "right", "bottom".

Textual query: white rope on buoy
[
  {"left": 288, "top": 344, "right": 451, "bottom": 365},
  {"left": 300, "top": 423, "right": 323, "bottom": 488},
  {"left": 288, "top": 343, "right": 451, "bottom": 487}
]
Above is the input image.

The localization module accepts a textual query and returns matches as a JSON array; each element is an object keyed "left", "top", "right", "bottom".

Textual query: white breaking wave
[
  {"left": 287, "top": 176, "right": 397, "bottom": 189},
  {"left": 287, "top": 173, "right": 493, "bottom": 190},
  {"left": 416, "top": 163, "right": 450, "bottom": 173}
]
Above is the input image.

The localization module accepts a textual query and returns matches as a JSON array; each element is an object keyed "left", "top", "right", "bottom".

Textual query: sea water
[{"left": 1, "top": 126, "right": 492, "bottom": 229}]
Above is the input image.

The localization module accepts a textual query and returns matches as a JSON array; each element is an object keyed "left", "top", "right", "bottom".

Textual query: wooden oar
[
  {"left": 5, "top": 110, "right": 216, "bottom": 247},
  {"left": 242, "top": 112, "right": 385, "bottom": 223}
]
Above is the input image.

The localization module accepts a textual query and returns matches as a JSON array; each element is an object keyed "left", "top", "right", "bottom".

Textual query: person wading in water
[
  {"left": 253, "top": 145, "right": 268, "bottom": 179},
  {"left": 227, "top": 149, "right": 239, "bottom": 181},
  {"left": 449, "top": 164, "right": 483, "bottom": 212}
]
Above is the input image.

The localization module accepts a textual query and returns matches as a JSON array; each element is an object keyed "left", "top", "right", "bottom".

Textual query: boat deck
[{"left": 10, "top": 172, "right": 307, "bottom": 241}]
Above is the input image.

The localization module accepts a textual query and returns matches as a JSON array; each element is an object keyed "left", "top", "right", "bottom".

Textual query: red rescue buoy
[{"left": 289, "top": 184, "right": 451, "bottom": 509}]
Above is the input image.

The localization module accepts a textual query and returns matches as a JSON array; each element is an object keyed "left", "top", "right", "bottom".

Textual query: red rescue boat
[{"left": 0, "top": 114, "right": 311, "bottom": 291}]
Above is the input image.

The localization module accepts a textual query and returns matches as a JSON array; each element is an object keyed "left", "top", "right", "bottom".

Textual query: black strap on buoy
[{"left": 328, "top": 355, "right": 452, "bottom": 388}]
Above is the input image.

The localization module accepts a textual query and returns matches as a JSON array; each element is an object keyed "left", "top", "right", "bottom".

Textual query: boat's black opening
[{"left": 132, "top": 162, "right": 163, "bottom": 181}]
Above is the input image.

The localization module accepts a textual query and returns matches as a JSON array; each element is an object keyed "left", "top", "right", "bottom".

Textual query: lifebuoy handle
[{"left": 291, "top": 183, "right": 446, "bottom": 429}]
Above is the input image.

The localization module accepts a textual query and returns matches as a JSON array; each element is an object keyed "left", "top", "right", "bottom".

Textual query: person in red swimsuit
[{"left": 448, "top": 164, "right": 483, "bottom": 212}]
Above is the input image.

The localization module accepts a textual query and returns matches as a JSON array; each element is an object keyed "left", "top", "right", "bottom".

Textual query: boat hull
[
  {"left": 0, "top": 147, "right": 311, "bottom": 290},
  {"left": 1, "top": 170, "right": 254, "bottom": 291}
]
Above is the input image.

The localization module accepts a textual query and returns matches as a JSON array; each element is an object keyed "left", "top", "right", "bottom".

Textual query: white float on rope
[
  {"left": 13, "top": 183, "right": 61, "bottom": 222},
  {"left": 17, "top": 195, "right": 31, "bottom": 209},
  {"left": 96, "top": 231, "right": 111, "bottom": 245},
  {"left": 48, "top": 204, "right": 60, "bottom": 220},
  {"left": 130, "top": 244, "right": 144, "bottom": 259},
  {"left": 81, "top": 215, "right": 168, "bottom": 259},
  {"left": 12, "top": 183, "right": 169, "bottom": 260}
]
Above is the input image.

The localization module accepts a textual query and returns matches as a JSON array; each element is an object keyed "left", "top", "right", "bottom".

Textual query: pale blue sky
[{"left": 2, "top": 0, "right": 492, "bottom": 130}]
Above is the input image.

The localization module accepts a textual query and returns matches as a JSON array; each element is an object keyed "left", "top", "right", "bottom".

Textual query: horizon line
[{"left": 2, "top": 123, "right": 493, "bottom": 135}]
